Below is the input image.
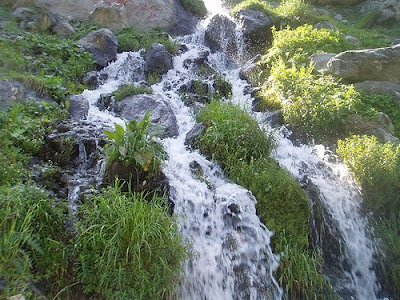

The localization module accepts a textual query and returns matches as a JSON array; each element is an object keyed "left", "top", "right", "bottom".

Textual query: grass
[
  {"left": 116, "top": 28, "right": 178, "bottom": 54},
  {"left": 112, "top": 84, "right": 152, "bottom": 102},
  {"left": 75, "top": 184, "right": 189, "bottom": 300},
  {"left": 180, "top": 0, "right": 208, "bottom": 17},
  {"left": 197, "top": 101, "right": 335, "bottom": 299}
]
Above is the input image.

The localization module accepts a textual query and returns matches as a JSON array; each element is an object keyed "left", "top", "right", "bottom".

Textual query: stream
[{"left": 71, "top": 1, "right": 382, "bottom": 299}]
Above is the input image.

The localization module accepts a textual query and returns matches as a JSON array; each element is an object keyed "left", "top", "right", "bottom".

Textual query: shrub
[
  {"left": 112, "top": 84, "right": 152, "bottom": 102},
  {"left": 337, "top": 135, "right": 400, "bottom": 216},
  {"left": 117, "top": 28, "right": 178, "bottom": 54},
  {"left": 0, "top": 184, "right": 68, "bottom": 296},
  {"left": 213, "top": 74, "right": 232, "bottom": 98},
  {"left": 75, "top": 184, "right": 189, "bottom": 299},
  {"left": 180, "top": 0, "right": 208, "bottom": 17},
  {"left": 104, "top": 112, "right": 164, "bottom": 174}
]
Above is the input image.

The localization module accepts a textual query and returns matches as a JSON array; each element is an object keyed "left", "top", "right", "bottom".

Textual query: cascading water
[{"left": 73, "top": 0, "right": 383, "bottom": 298}]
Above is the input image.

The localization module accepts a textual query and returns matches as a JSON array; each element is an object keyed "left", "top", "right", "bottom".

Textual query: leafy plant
[
  {"left": 75, "top": 184, "right": 189, "bottom": 300},
  {"left": 112, "top": 84, "right": 152, "bottom": 102},
  {"left": 104, "top": 112, "right": 164, "bottom": 174},
  {"left": 213, "top": 74, "right": 232, "bottom": 98}
]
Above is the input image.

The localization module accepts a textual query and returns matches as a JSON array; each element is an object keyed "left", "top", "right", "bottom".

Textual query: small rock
[
  {"left": 345, "top": 35, "right": 360, "bottom": 46},
  {"left": 311, "top": 53, "right": 337, "bottom": 74},
  {"left": 375, "top": 112, "right": 395, "bottom": 133},
  {"left": 334, "top": 14, "right": 344, "bottom": 21},
  {"left": 82, "top": 71, "right": 99, "bottom": 89},
  {"left": 52, "top": 19, "right": 76, "bottom": 37},
  {"left": 185, "top": 123, "right": 206, "bottom": 149},
  {"left": 67, "top": 94, "right": 89, "bottom": 120},
  {"left": 314, "top": 21, "right": 338, "bottom": 31}
]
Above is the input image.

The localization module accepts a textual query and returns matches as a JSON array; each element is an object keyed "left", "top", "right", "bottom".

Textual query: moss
[{"left": 112, "top": 84, "right": 152, "bottom": 102}]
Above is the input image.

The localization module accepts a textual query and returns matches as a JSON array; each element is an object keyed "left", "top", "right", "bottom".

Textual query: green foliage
[
  {"left": 180, "top": 0, "right": 208, "bottom": 17},
  {"left": 105, "top": 112, "right": 164, "bottom": 174},
  {"left": 337, "top": 135, "right": 400, "bottom": 216},
  {"left": 0, "top": 102, "right": 67, "bottom": 185},
  {"left": 117, "top": 28, "right": 178, "bottom": 54},
  {"left": 231, "top": 0, "right": 276, "bottom": 20},
  {"left": 197, "top": 101, "right": 333, "bottom": 298},
  {"left": 75, "top": 184, "right": 189, "bottom": 300},
  {"left": 262, "top": 25, "right": 347, "bottom": 72},
  {"left": 213, "top": 74, "right": 232, "bottom": 98},
  {"left": 197, "top": 101, "right": 274, "bottom": 165},
  {"left": 0, "top": 184, "right": 68, "bottom": 296},
  {"left": 270, "top": 63, "right": 361, "bottom": 140},
  {"left": 147, "top": 71, "right": 162, "bottom": 85},
  {"left": 112, "top": 84, "right": 152, "bottom": 102}
]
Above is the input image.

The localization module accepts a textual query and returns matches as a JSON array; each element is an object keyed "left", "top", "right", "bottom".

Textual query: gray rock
[
  {"left": 78, "top": 28, "right": 118, "bottom": 68},
  {"left": 35, "top": 12, "right": 56, "bottom": 31},
  {"left": 334, "top": 14, "right": 344, "bottom": 21},
  {"left": 82, "top": 71, "right": 99, "bottom": 89},
  {"left": 314, "top": 21, "right": 338, "bottom": 31},
  {"left": 116, "top": 94, "right": 178, "bottom": 138},
  {"left": 205, "top": 14, "right": 241, "bottom": 59},
  {"left": 67, "top": 94, "right": 89, "bottom": 120},
  {"left": 354, "top": 80, "right": 400, "bottom": 102},
  {"left": 375, "top": 112, "right": 395, "bottom": 133},
  {"left": 311, "top": 53, "right": 337, "bottom": 74},
  {"left": 52, "top": 19, "right": 76, "bottom": 37},
  {"left": 185, "top": 123, "right": 206, "bottom": 149},
  {"left": 366, "top": 127, "right": 399, "bottom": 143},
  {"left": 171, "top": 0, "right": 199, "bottom": 36},
  {"left": 359, "top": 0, "right": 383, "bottom": 14},
  {"left": 327, "top": 44, "right": 400, "bottom": 84},
  {"left": 145, "top": 43, "right": 173, "bottom": 75},
  {"left": 13, "top": 7, "right": 36, "bottom": 22},
  {"left": 13, "top": 0, "right": 36, "bottom": 9},
  {"left": 234, "top": 9, "right": 273, "bottom": 45},
  {"left": 0, "top": 79, "right": 47, "bottom": 110},
  {"left": 391, "top": 38, "right": 400, "bottom": 46},
  {"left": 90, "top": 6, "right": 125, "bottom": 32},
  {"left": 345, "top": 35, "right": 360, "bottom": 46},
  {"left": 239, "top": 54, "right": 262, "bottom": 83}
]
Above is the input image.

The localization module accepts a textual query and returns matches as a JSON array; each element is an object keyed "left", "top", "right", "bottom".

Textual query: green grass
[
  {"left": 180, "top": 0, "right": 208, "bottom": 17},
  {"left": 112, "top": 84, "right": 152, "bottom": 102},
  {"left": 197, "top": 101, "right": 335, "bottom": 299},
  {"left": 116, "top": 28, "right": 178, "bottom": 54},
  {"left": 75, "top": 184, "right": 189, "bottom": 300}
]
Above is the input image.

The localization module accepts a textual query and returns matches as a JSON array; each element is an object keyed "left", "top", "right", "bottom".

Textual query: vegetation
[
  {"left": 179, "top": 0, "right": 208, "bottom": 18},
  {"left": 116, "top": 28, "right": 178, "bottom": 54},
  {"left": 76, "top": 184, "right": 189, "bottom": 299},
  {"left": 337, "top": 135, "right": 400, "bottom": 295},
  {"left": 105, "top": 112, "right": 164, "bottom": 174},
  {"left": 112, "top": 84, "right": 152, "bottom": 102},
  {"left": 197, "top": 101, "right": 335, "bottom": 299}
]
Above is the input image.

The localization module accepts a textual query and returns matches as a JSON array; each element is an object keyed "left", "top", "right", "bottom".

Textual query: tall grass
[{"left": 75, "top": 184, "right": 189, "bottom": 299}]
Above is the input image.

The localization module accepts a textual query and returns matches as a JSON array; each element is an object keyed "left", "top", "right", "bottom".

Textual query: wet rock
[
  {"left": 78, "top": 28, "right": 118, "bottom": 68},
  {"left": 0, "top": 79, "right": 50, "bottom": 110},
  {"left": 266, "top": 110, "right": 284, "bottom": 127},
  {"left": 145, "top": 43, "right": 173, "bottom": 75},
  {"left": 205, "top": 14, "right": 241, "bottom": 59},
  {"left": 82, "top": 71, "right": 99, "bottom": 89},
  {"left": 354, "top": 80, "right": 400, "bottom": 103},
  {"left": 183, "top": 51, "right": 209, "bottom": 68},
  {"left": 52, "top": 19, "right": 75, "bottom": 37},
  {"left": 327, "top": 44, "right": 400, "bottom": 84},
  {"left": 97, "top": 93, "right": 114, "bottom": 111},
  {"left": 311, "top": 53, "right": 337, "bottom": 74},
  {"left": 185, "top": 123, "right": 206, "bottom": 149},
  {"left": 239, "top": 54, "right": 261, "bottom": 84},
  {"left": 66, "top": 94, "right": 89, "bottom": 121},
  {"left": 115, "top": 94, "right": 178, "bottom": 138},
  {"left": 234, "top": 9, "right": 273, "bottom": 46}
]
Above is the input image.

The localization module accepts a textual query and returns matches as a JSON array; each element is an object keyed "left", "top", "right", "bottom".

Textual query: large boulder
[
  {"left": 145, "top": 43, "right": 173, "bottom": 75},
  {"left": 205, "top": 14, "right": 242, "bottom": 59},
  {"left": 360, "top": 0, "right": 400, "bottom": 25},
  {"left": 115, "top": 94, "right": 178, "bottom": 138},
  {"left": 327, "top": 44, "right": 400, "bottom": 84},
  {"left": 171, "top": 0, "right": 199, "bottom": 36},
  {"left": 354, "top": 80, "right": 400, "bottom": 103},
  {"left": 78, "top": 28, "right": 118, "bottom": 68},
  {"left": 30, "top": 0, "right": 176, "bottom": 32},
  {"left": 234, "top": 9, "right": 273, "bottom": 46},
  {"left": 66, "top": 94, "right": 89, "bottom": 121}
]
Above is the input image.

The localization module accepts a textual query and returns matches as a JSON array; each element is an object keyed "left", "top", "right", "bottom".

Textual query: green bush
[
  {"left": 337, "top": 135, "right": 400, "bottom": 216},
  {"left": 117, "top": 28, "right": 178, "bottom": 54},
  {"left": 180, "top": 0, "right": 208, "bottom": 17},
  {"left": 269, "top": 63, "right": 360, "bottom": 140},
  {"left": 112, "top": 84, "right": 152, "bottom": 102},
  {"left": 105, "top": 112, "right": 164, "bottom": 174},
  {"left": 75, "top": 185, "right": 189, "bottom": 299},
  {"left": 0, "top": 184, "right": 68, "bottom": 296}
]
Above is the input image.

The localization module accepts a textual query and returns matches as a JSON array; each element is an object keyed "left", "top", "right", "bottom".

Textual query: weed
[{"left": 180, "top": 0, "right": 208, "bottom": 17}]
